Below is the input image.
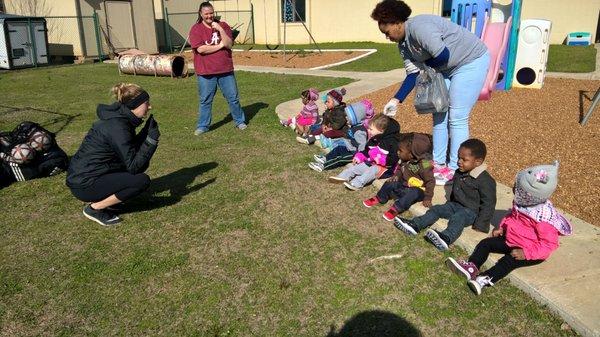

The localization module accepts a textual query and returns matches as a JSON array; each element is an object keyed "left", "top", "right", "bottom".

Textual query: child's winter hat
[
  {"left": 303, "top": 88, "right": 319, "bottom": 101},
  {"left": 325, "top": 88, "right": 347, "bottom": 106},
  {"left": 514, "top": 161, "right": 559, "bottom": 207},
  {"left": 345, "top": 99, "right": 375, "bottom": 126}
]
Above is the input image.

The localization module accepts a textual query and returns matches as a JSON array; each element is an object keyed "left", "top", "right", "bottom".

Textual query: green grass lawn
[
  {"left": 0, "top": 64, "right": 576, "bottom": 336},
  {"left": 239, "top": 42, "right": 596, "bottom": 73}
]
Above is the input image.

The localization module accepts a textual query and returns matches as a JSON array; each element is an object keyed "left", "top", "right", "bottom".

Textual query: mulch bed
[
  {"left": 182, "top": 50, "right": 368, "bottom": 69},
  {"left": 353, "top": 78, "right": 600, "bottom": 226}
]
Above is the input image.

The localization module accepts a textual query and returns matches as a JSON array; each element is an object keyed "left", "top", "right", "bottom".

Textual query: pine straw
[{"left": 353, "top": 78, "right": 600, "bottom": 226}]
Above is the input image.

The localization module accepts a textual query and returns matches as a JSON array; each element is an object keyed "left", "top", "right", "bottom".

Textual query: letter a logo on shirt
[{"left": 205, "top": 32, "right": 220, "bottom": 45}]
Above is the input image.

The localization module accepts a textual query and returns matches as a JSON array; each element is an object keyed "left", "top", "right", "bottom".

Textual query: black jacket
[
  {"left": 359, "top": 117, "right": 401, "bottom": 177},
  {"left": 450, "top": 164, "right": 497, "bottom": 232},
  {"left": 66, "top": 102, "right": 158, "bottom": 189}
]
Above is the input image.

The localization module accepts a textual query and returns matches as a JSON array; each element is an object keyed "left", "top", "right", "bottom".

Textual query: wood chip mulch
[
  {"left": 354, "top": 78, "right": 600, "bottom": 226},
  {"left": 182, "top": 50, "right": 368, "bottom": 69}
]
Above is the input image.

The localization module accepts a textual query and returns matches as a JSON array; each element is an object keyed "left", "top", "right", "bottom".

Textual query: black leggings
[
  {"left": 469, "top": 236, "right": 544, "bottom": 282},
  {"left": 70, "top": 172, "right": 150, "bottom": 203}
]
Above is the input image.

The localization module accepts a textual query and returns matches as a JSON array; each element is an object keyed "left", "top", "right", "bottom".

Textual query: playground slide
[{"left": 479, "top": 16, "right": 512, "bottom": 101}]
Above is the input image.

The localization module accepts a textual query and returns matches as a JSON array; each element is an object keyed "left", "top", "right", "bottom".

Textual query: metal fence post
[
  {"left": 27, "top": 18, "right": 39, "bottom": 67},
  {"left": 93, "top": 11, "right": 104, "bottom": 61},
  {"left": 251, "top": 3, "right": 255, "bottom": 45},
  {"left": 164, "top": 7, "right": 173, "bottom": 53}
]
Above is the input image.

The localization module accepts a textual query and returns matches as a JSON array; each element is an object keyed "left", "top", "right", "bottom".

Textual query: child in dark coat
[
  {"left": 363, "top": 132, "right": 435, "bottom": 221},
  {"left": 329, "top": 114, "right": 400, "bottom": 190},
  {"left": 394, "top": 138, "right": 496, "bottom": 251}
]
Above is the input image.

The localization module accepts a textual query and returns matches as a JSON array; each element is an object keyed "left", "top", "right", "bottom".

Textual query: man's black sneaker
[{"left": 83, "top": 204, "right": 121, "bottom": 226}]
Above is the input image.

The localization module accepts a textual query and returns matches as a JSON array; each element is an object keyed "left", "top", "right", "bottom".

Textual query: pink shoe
[
  {"left": 435, "top": 170, "right": 454, "bottom": 186},
  {"left": 433, "top": 162, "right": 450, "bottom": 177}
]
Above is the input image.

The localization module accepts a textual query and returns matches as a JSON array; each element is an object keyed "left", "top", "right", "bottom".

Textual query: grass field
[
  {"left": 238, "top": 42, "right": 597, "bottom": 73},
  {"left": 0, "top": 64, "right": 576, "bottom": 336}
]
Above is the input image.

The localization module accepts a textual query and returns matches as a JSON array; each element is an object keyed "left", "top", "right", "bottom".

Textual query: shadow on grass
[
  {"left": 210, "top": 101, "right": 269, "bottom": 131},
  {"left": 122, "top": 162, "right": 218, "bottom": 213},
  {"left": 0, "top": 104, "right": 80, "bottom": 135},
  {"left": 326, "top": 310, "right": 421, "bottom": 337}
]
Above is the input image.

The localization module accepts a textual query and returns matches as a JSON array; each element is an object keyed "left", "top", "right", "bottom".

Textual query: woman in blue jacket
[{"left": 372, "top": 0, "right": 490, "bottom": 185}]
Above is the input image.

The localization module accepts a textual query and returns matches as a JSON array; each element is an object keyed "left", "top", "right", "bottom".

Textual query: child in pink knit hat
[{"left": 280, "top": 88, "right": 320, "bottom": 137}]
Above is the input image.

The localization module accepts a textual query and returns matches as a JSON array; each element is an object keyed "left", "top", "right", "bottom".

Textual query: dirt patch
[
  {"left": 182, "top": 50, "right": 368, "bottom": 69},
  {"left": 354, "top": 78, "right": 600, "bottom": 226}
]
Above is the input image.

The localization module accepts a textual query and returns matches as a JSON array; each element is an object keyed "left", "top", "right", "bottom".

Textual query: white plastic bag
[{"left": 413, "top": 66, "right": 449, "bottom": 114}]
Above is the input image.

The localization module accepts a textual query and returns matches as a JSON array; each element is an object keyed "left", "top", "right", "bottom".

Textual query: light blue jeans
[
  {"left": 196, "top": 72, "right": 246, "bottom": 131},
  {"left": 433, "top": 52, "right": 490, "bottom": 170}
]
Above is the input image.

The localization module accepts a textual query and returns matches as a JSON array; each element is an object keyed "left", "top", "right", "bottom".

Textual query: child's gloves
[{"left": 353, "top": 152, "right": 367, "bottom": 164}]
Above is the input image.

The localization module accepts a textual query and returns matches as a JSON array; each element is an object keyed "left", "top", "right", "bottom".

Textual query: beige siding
[{"left": 132, "top": 0, "right": 158, "bottom": 53}]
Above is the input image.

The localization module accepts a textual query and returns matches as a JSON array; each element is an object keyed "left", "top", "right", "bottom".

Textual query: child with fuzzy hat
[
  {"left": 445, "top": 161, "right": 573, "bottom": 295},
  {"left": 298, "top": 88, "right": 348, "bottom": 146},
  {"left": 280, "top": 88, "right": 320, "bottom": 137}
]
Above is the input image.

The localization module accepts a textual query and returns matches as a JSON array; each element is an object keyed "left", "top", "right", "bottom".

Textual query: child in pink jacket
[{"left": 445, "top": 161, "right": 572, "bottom": 295}]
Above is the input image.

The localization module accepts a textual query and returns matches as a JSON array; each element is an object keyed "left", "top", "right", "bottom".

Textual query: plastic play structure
[{"left": 450, "top": 0, "right": 552, "bottom": 98}]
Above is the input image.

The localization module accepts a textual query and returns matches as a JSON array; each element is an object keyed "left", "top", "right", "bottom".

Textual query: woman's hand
[{"left": 383, "top": 98, "right": 399, "bottom": 117}]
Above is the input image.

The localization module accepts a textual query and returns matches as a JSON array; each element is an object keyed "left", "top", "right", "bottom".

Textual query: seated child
[
  {"left": 328, "top": 114, "right": 400, "bottom": 191},
  {"left": 445, "top": 161, "right": 572, "bottom": 295},
  {"left": 363, "top": 132, "right": 435, "bottom": 221},
  {"left": 394, "top": 138, "right": 496, "bottom": 251},
  {"left": 298, "top": 88, "right": 347, "bottom": 145},
  {"left": 280, "top": 88, "right": 319, "bottom": 137},
  {"left": 308, "top": 99, "right": 374, "bottom": 172}
]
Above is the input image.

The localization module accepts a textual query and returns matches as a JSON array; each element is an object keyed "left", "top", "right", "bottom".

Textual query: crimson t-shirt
[{"left": 189, "top": 21, "right": 234, "bottom": 75}]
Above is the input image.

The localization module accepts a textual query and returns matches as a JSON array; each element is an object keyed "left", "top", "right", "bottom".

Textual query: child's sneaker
[
  {"left": 289, "top": 117, "right": 296, "bottom": 130},
  {"left": 296, "top": 135, "right": 310, "bottom": 144},
  {"left": 425, "top": 229, "right": 450, "bottom": 251},
  {"left": 446, "top": 257, "right": 479, "bottom": 281},
  {"left": 362, "top": 196, "right": 380, "bottom": 208},
  {"left": 393, "top": 217, "right": 418, "bottom": 236},
  {"left": 308, "top": 162, "right": 324, "bottom": 172},
  {"left": 328, "top": 176, "right": 347, "bottom": 184},
  {"left": 313, "top": 154, "right": 326, "bottom": 164},
  {"left": 435, "top": 170, "right": 454, "bottom": 186},
  {"left": 343, "top": 181, "right": 361, "bottom": 191},
  {"left": 279, "top": 119, "right": 290, "bottom": 127},
  {"left": 468, "top": 275, "right": 494, "bottom": 295},
  {"left": 382, "top": 207, "right": 400, "bottom": 221}
]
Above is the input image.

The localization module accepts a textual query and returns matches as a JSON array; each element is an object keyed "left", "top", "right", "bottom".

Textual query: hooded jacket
[
  {"left": 353, "top": 118, "right": 400, "bottom": 178},
  {"left": 396, "top": 133, "right": 435, "bottom": 202},
  {"left": 66, "top": 102, "right": 158, "bottom": 189}
]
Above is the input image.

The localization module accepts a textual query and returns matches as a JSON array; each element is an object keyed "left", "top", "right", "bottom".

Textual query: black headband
[{"left": 124, "top": 90, "right": 150, "bottom": 110}]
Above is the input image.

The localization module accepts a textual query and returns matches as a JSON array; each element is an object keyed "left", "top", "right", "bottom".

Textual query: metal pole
[
  {"left": 164, "top": 7, "right": 173, "bottom": 52},
  {"left": 27, "top": 18, "right": 38, "bottom": 67},
  {"left": 251, "top": 3, "right": 255, "bottom": 44},
  {"left": 93, "top": 11, "right": 104, "bottom": 61},
  {"left": 581, "top": 87, "right": 600, "bottom": 126},
  {"left": 289, "top": 0, "right": 320, "bottom": 53}
]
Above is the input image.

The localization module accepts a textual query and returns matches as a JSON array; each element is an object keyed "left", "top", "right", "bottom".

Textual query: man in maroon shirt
[{"left": 189, "top": 2, "right": 247, "bottom": 135}]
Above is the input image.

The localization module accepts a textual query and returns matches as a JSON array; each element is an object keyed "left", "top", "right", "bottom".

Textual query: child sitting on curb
[
  {"left": 309, "top": 100, "right": 374, "bottom": 172},
  {"left": 394, "top": 138, "right": 496, "bottom": 251},
  {"left": 297, "top": 88, "right": 347, "bottom": 146},
  {"left": 363, "top": 132, "right": 435, "bottom": 221},
  {"left": 446, "top": 161, "right": 572, "bottom": 295},
  {"left": 328, "top": 114, "right": 400, "bottom": 191},
  {"left": 280, "top": 88, "right": 319, "bottom": 137}
]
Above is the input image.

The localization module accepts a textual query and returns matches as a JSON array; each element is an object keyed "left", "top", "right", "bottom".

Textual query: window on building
[
  {"left": 281, "top": 0, "right": 305, "bottom": 23},
  {"left": 442, "top": 0, "right": 452, "bottom": 17}
]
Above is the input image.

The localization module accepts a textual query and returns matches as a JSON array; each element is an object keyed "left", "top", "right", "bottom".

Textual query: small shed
[{"left": 0, "top": 14, "right": 49, "bottom": 69}]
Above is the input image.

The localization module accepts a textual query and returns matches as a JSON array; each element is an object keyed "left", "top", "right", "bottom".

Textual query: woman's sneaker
[
  {"left": 308, "top": 162, "right": 324, "bottom": 172},
  {"left": 425, "top": 229, "right": 449, "bottom": 251},
  {"left": 313, "top": 154, "right": 326, "bottom": 164},
  {"left": 468, "top": 275, "right": 494, "bottom": 295},
  {"left": 83, "top": 204, "right": 121, "bottom": 226},
  {"left": 362, "top": 196, "right": 380, "bottom": 208},
  {"left": 446, "top": 257, "right": 479, "bottom": 281},
  {"left": 435, "top": 170, "right": 454, "bottom": 186},
  {"left": 393, "top": 217, "right": 418, "bottom": 236}
]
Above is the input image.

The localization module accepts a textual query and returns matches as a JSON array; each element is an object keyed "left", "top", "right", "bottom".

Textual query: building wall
[{"left": 521, "top": 0, "right": 600, "bottom": 44}]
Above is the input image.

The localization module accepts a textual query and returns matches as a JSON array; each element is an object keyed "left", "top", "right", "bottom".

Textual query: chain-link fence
[
  {"left": 163, "top": 8, "right": 254, "bottom": 52},
  {"left": 44, "top": 14, "right": 104, "bottom": 60}
]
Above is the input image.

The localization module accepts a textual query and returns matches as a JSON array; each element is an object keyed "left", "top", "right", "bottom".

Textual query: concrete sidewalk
[{"left": 267, "top": 65, "right": 600, "bottom": 337}]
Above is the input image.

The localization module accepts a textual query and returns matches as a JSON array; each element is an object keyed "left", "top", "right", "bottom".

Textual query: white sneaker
[
  {"left": 328, "top": 176, "right": 347, "bottom": 184},
  {"left": 313, "top": 154, "right": 326, "bottom": 164},
  {"left": 308, "top": 162, "right": 324, "bottom": 172},
  {"left": 468, "top": 275, "right": 494, "bottom": 295},
  {"left": 237, "top": 123, "right": 248, "bottom": 130},
  {"left": 343, "top": 181, "right": 361, "bottom": 191}
]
